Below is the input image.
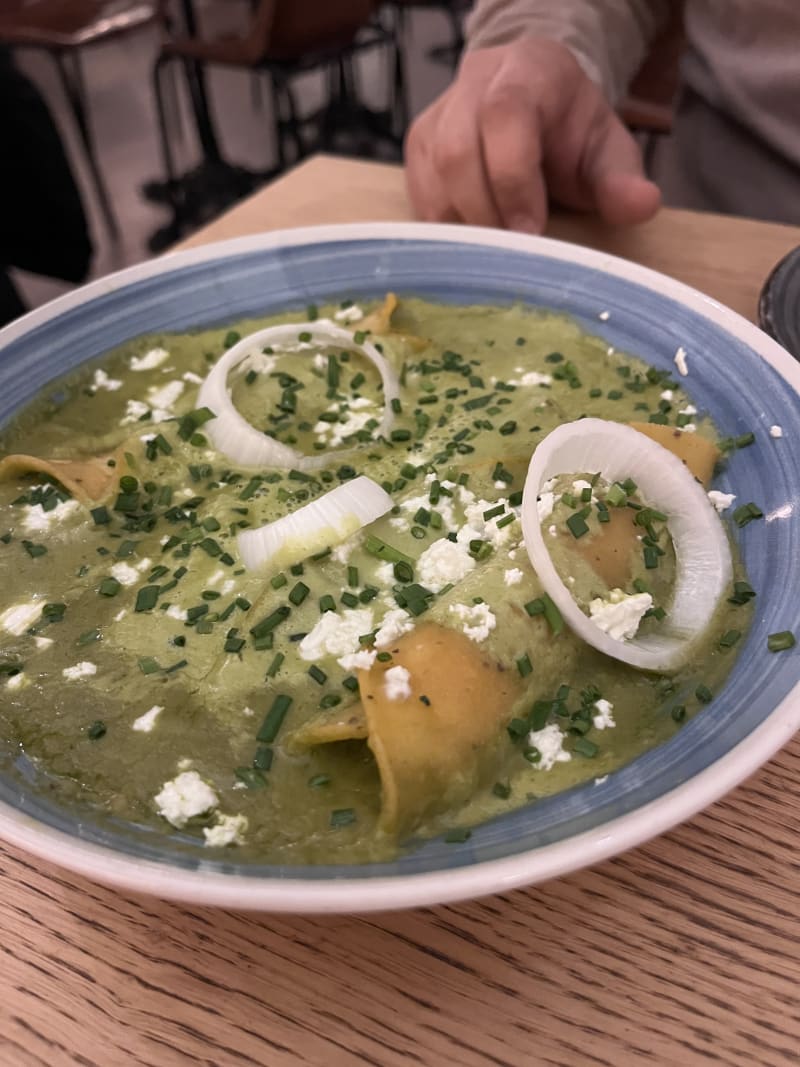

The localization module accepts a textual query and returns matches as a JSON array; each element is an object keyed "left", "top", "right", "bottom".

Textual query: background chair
[
  {"left": 0, "top": 0, "right": 163, "bottom": 242},
  {"left": 151, "top": 0, "right": 402, "bottom": 242}
]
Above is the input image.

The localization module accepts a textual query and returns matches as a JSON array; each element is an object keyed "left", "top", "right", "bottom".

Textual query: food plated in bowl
[{"left": 0, "top": 223, "right": 798, "bottom": 911}]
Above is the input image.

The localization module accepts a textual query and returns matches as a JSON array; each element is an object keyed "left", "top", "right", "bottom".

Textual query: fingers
[
  {"left": 479, "top": 86, "right": 548, "bottom": 233},
  {"left": 579, "top": 111, "right": 662, "bottom": 225},
  {"left": 405, "top": 37, "right": 662, "bottom": 233},
  {"left": 407, "top": 89, "right": 502, "bottom": 228}
]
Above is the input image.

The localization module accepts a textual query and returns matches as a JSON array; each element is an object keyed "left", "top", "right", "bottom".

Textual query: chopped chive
[
  {"left": 224, "top": 636, "right": 246, "bottom": 654},
  {"left": 87, "top": 720, "right": 107, "bottom": 740},
  {"left": 566, "top": 511, "right": 590, "bottom": 539},
  {"left": 319, "top": 594, "right": 336, "bottom": 613},
  {"left": 138, "top": 656, "right": 161, "bottom": 675},
  {"left": 643, "top": 546, "right": 659, "bottom": 569},
  {"left": 249, "top": 605, "right": 290, "bottom": 639},
  {"left": 90, "top": 506, "right": 111, "bottom": 526},
  {"left": 695, "top": 684, "right": 713, "bottom": 703},
  {"left": 671, "top": 705, "right": 687, "bottom": 723},
  {"left": 135, "top": 585, "right": 159, "bottom": 613},
  {"left": 342, "top": 675, "right": 359, "bottom": 692},
  {"left": 288, "top": 580, "right": 309, "bottom": 606},
  {"left": 99, "top": 577, "right": 121, "bottom": 597},
  {"left": 253, "top": 745, "right": 274, "bottom": 771},
  {"left": 524, "top": 598, "right": 545, "bottom": 617},
  {"left": 256, "top": 694, "right": 293, "bottom": 742},
  {"left": 516, "top": 653, "right": 533, "bottom": 678},
  {"left": 719, "top": 629, "right": 742, "bottom": 648},
  {"left": 541, "top": 594, "right": 564, "bottom": 635},
  {"left": 308, "top": 665, "right": 327, "bottom": 685},
  {"left": 364, "top": 535, "right": 414, "bottom": 567},
  {"left": 265, "top": 652, "right": 284, "bottom": 678},
  {"left": 483, "top": 504, "right": 505, "bottom": 521},
  {"left": 309, "top": 774, "right": 331, "bottom": 788},
  {"left": 393, "top": 560, "right": 414, "bottom": 583},
  {"left": 732, "top": 502, "right": 763, "bottom": 528},
  {"left": 443, "top": 828, "right": 472, "bottom": 843},
  {"left": 767, "top": 630, "right": 795, "bottom": 652},
  {"left": 235, "top": 767, "right": 267, "bottom": 790},
  {"left": 573, "top": 737, "right": 598, "bottom": 757},
  {"left": 347, "top": 565, "right": 359, "bottom": 587},
  {"left": 329, "top": 808, "right": 356, "bottom": 828},
  {"left": 492, "top": 782, "right": 511, "bottom": 799},
  {"left": 77, "top": 628, "right": 101, "bottom": 646}
]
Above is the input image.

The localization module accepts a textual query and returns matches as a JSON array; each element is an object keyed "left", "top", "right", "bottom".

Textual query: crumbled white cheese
[
  {"left": 92, "top": 368, "right": 123, "bottom": 391},
  {"left": 331, "top": 533, "right": 361, "bottom": 564},
  {"left": 130, "top": 347, "right": 169, "bottom": 371},
  {"left": 110, "top": 561, "right": 141, "bottom": 587},
  {"left": 598, "top": 310, "right": 610, "bottom": 321},
  {"left": 242, "top": 706, "right": 255, "bottom": 717},
  {"left": 121, "top": 399, "right": 151, "bottom": 425},
  {"left": 374, "top": 607, "right": 415, "bottom": 649},
  {"left": 589, "top": 589, "right": 653, "bottom": 641},
  {"left": 526, "top": 723, "right": 572, "bottom": 771},
  {"left": 460, "top": 498, "right": 515, "bottom": 548},
  {"left": 132, "top": 704, "right": 164, "bottom": 733},
  {"left": 62, "top": 661, "right": 97, "bottom": 681},
  {"left": 113, "top": 609, "right": 127, "bottom": 623},
  {"left": 770, "top": 425, "right": 784, "bottom": 438},
  {"left": 203, "top": 812, "right": 248, "bottom": 847},
  {"left": 681, "top": 423, "right": 697, "bottom": 434},
  {"left": 373, "top": 561, "right": 395, "bottom": 587},
  {"left": 660, "top": 389, "right": 674, "bottom": 402},
  {"left": 0, "top": 600, "right": 45, "bottom": 636},
  {"left": 509, "top": 371, "right": 552, "bottom": 388},
  {"left": 592, "top": 698, "right": 616, "bottom": 730},
  {"left": 147, "top": 379, "right": 184, "bottom": 412},
  {"left": 22, "top": 497, "right": 81, "bottom": 533},
  {"left": 221, "top": 580, "right": 236, "bottom": 596},
  {"left": 449, "top": 602, "right": 497, "bottom": 643},
  {"left": 416, "top": 537, "right": 475, "bottom": 592},
  {"left": 504, "top": 567, "right": 524, "bottom": 587},
  {"left": 34, "top": 636, "right": 53, "bottom": 650},
  {"left": 5, "top": 671, "right": 26, "bottom": 691},
  {"left": 313, "top": 401, "right": 377, "bottom": 447},
  {"left": 177, "top": 757, "right": 193, "bottom": 771},
  {"left": 594, "top": 775, "right": 608, "bottom": 785},
  {"left": 338, "top": 648, "right": 377, "bottom": 671},
  {"left": 674, "top": 346, "right": 689, "bottom": 376},
  {"left": 182, "top": 370, "right": 204, "bottom": 385},
  {"left": 155, "top": 770, "right": 218, "bottom": 828},
  {"left": 535, "top": 477, "right": 559, "bottom": 523},
  {"left": 334, "top": 304, "right": 364, "bottom": 324},
  {"left": 383, "top": 665, "right": 412, "bottom": 701},
  {"left": 708, "top": 490, "right": 736, "bottom": 512},
  {"left": 678, "top": 404, "right": 697, "bottom": 416},
  {"left": 299, "top": 608, "right": 373, "bottom": 663},
  {"left": 206, "top": 568, "right": 226, "bottom": 587}
]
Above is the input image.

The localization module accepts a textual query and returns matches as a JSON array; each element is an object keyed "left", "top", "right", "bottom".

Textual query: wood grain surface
[{"left": 2, "top": 157, "right": 799, "bottom": 1067}]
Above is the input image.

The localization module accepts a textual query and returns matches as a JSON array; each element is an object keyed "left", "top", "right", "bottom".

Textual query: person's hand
[{"left": 405, "top": 37, "right": 661, "bottom": 232}]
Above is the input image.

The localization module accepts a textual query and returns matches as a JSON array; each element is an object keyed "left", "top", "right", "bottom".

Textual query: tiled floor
[{"left": 13, "top": 3, "right": 456, "bottom": 313}]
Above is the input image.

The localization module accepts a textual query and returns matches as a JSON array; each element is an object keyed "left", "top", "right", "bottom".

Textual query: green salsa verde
[{"left": 0, "top": 298, "right": 751, "bottom": 862}]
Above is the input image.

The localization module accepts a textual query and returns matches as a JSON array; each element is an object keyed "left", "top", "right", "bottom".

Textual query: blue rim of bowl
[{"left": 0, "top": 222, "right": 798, "bottom": 912}]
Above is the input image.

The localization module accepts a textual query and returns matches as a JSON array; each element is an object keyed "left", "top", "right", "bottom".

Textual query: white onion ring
[
  {"left": 521, "top": 419, "right": 733, "bottom": 672},
  {"left": 197, "top": 319, "right": 400, "bottom": 471},
  {"left": 238, "top": 475, "right": 392, "bottom": 572}
]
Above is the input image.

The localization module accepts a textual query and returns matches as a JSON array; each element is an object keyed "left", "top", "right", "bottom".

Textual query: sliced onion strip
[
  {"left": 521, "top": 419, "right": 733, "bottom": 672},
  {"left": 197, "top": 319, "right": 400, "bottom": 471},
  {"left": 238, "top": 475, "right": 392, "bottom": 572}
]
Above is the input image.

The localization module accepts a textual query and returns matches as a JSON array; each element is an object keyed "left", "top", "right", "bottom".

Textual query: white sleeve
[{"left": 465, "top": 0, "right": 672, "bottom": 104}]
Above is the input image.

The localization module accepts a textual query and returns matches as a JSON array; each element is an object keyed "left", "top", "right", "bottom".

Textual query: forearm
[{"left": 465, "top": 0, "right": 671, "bottom": 103}]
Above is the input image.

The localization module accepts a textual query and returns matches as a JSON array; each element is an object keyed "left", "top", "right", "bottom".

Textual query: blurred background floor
[{"left": 11, "top": 0, "right": 457, "bottom": 314}]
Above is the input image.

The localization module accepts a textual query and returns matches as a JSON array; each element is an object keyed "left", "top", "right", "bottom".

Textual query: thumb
[{"left": 580, "top": 112, "right": 662, "bottom": 225}]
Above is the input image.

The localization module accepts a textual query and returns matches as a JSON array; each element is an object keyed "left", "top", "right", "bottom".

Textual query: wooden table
[{"left": 3, "top": 156, "right": 799, "bottom": 1067}]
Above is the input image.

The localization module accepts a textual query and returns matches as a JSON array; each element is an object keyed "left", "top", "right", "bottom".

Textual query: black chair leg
[
  {"left": 52, "top": 49, "right": 120, "bottom": 243},
  {"left": 152, "top": 53, "right": 182, "bottom": 212}
]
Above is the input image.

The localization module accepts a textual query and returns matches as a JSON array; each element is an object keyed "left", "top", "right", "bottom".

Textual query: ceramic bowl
[{"left": 1, "top": 223, "right": 798, "bottom": 912}]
